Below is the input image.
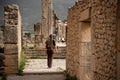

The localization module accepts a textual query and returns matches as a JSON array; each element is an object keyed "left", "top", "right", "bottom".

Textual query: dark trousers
[{"left": 47, "top": 50, "right": 53, "bottom": 68}]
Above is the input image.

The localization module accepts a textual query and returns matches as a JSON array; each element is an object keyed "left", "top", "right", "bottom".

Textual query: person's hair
[{"left": 49, "top": 34, "right": 53, "bottom": 39}]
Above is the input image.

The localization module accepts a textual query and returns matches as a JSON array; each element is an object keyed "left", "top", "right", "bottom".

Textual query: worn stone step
[{"left": 23, "top": 72, "right": 63, "bottom": 75}]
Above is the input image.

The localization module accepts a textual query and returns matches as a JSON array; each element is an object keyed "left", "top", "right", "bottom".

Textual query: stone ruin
[
  {"left": 41, "top": 0, "right": 53, "bottom": 48},
  {"left": 2, "top": 2, "right": 120, "bottom": 80},
  {"left": 67, "top": 0, "right": 120, "bottom": 80},
  {"left": 22, "top": 31, "right": 34, "bottom": 49},
  {"left": 34, "top": 23, "right": 43, "bottom": 49},
  {"left": 55, "top": 20, "right": 67, "bottom": 42},
  {"left": 4, "top": 4, "right": 21, "bottom": 74}
]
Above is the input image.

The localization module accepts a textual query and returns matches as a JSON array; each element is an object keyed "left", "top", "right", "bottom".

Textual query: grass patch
[{"left": 18, "top": 49, "right": 26, "bottom": 75}]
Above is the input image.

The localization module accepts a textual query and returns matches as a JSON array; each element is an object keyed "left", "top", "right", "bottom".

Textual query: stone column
[
  {"left": 4, "top": 4, "right": 21, "bottom": 74},
  {"left": 41, "top": 0, "right": 53, "bottom": 48},
  {"left": 41, "top": 0, "right": 49, "bottom": 40},
  {"left": 34, "top": 23, "right": 42, "bottom": 49}
]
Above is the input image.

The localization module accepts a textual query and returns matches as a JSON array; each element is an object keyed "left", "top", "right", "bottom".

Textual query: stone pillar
[
  {"left": 67, "top": 0, "right": 119, "bottom": 80},
  {"left": 34, "top": 23, "right": 42, "bottom": 49},
  {"left": 4, "top": 4, "right": 21, "bottom": 74},
  {"left": 41, "top": 0, "right": 49, "bottom": 39},
  {"left": 41, "top": 0, "right": 53, "bottom": 47}
]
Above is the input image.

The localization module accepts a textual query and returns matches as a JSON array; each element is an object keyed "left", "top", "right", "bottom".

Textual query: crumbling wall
[
  {"left": 67, "top": 1, "right": 92, "bottom": 80},
  {"left": 116, "top": 0, "right": 120, "bottom": 80},
  {"left": 92, "top": 0, "right": 118, "bottom": 80},
  {"left": 67, "top": 2, "right": 81, "bottom": 78},
  {"left": 67, "top": 0, "right": 119, "bottom": 80},
  {"left": 4, "top": 4, "right": 21, "bottom": 74}
]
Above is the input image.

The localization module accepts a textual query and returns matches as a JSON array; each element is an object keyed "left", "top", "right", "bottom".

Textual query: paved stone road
[
  {"left": 0, "top": 59, "right": 66, "bottom": 80},
  {"left": 7, "top": 74, "right": 65, "bottom": 80},
  {"left": 24, "top": 59, "right": 66, "bottom": 73}
]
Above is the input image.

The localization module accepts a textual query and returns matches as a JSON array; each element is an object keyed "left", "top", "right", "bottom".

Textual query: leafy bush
[
  {"left": 64, "top": 70, "right": 78, "bottom": 80},
  {"left": 18, "top": 49, "right": 26, "bottom": 75}
]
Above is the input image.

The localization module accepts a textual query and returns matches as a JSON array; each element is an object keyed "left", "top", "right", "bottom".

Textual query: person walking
[{"left": 45, "top": 34, "right": 56, "bottom": 68}]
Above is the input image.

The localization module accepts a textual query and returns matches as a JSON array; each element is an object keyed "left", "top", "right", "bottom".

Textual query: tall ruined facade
[
  {"left": 67, "top": 0, "right": 120, "bottom": 80},
  {"left": 4, "top": 4, "right": 21, "bottom": 74},
  {"left": 41, "top": 0, "right": 53, "bottom": 45}
]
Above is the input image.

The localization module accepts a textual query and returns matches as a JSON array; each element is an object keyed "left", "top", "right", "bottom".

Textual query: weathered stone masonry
[
  {"left": 67, "top": 0, "right": 120, "bottom": 80},
  {"left": 92, "top": 1, "right": 118, "bottom": 80},
  {"left": 117, "top": 1, "right": 120, "bottom": 80},
  {"left": 34, "top": 23, "right": 42, "bottom": 49},
  {"left": 41, "top": 0, "right": 53, "bottom": 46},
  {"left": 4, "top": 4, "right": 21, "bottom": 74}
]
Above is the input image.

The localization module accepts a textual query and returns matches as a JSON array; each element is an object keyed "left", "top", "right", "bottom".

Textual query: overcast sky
[{"left": 0, "top": 0, "right": 75, "bottom": 33}]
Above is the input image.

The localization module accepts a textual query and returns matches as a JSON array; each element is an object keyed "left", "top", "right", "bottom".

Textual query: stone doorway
[{"left": 79, "top": 21, "right": 93, "bottom": 80}]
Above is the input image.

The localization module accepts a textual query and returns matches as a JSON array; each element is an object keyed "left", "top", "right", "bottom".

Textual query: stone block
[
  {"left": 80, "top": 22, "right": 91, "bottom": 42},
  {"left": 80, "top": 8, "right": 91, "bottom": 21},
  {"left": 4, "top": 55, "right": 18, "bottom": 66},
  {"left": 4, "top": 4, "right": 18, "bottom": 12},
  {"left": 4, "top": 66, "right": 18, "bottom": 74},
  {"left": 81, "top": 43, "right": 91, "bottom": 56},
  {"left": 4, "top": 54, "right": 18, "bottom": 60},
  {"left": 35, "top": 35, "right": 42, "bottom": 43},
  {"left": 34, "top": 23, "right": 41, "bottom": 35},
  {"left": 4, "top": 44, "right": 18, "bottom": 54},
  {"left": 4, "top": 58, "right": 18, "bottom": 66},
  {"left": 4, "top": 26, "right": 18, "bottom": 44},
  {"left": 80, "top": 56, "right": 91, "bottom": 66},
  {"left": 4, "top": 20, "right": 18, "bottom": 26}
]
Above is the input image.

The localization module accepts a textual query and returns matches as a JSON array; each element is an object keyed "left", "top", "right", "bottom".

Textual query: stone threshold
[{"left": 23, "top": 72, "right": 64, "bottom": 75}]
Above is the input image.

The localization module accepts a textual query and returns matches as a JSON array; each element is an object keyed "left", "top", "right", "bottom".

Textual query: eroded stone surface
[
  {"left": 4, "top": 4, "right": 21, "bottom": 74},
  {"left": 67, "top": 0, "right": 120, "bottom": 80}
]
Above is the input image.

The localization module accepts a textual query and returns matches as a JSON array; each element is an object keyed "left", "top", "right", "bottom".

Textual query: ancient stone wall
[
  {"left": 67, "top": 0, "right": 119, "bottom": 80},
  {"left": 4, "top": 4, "right": 21, "bottom": 74},
  {"left": 116, "top": 0, "right": 120, "bottom": 80},
  {"left": 92, "top": 0, "right": 118, "bottom": 80},
  {"left": 67, "top": 2, "right": 80, "bottom": 78}
]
